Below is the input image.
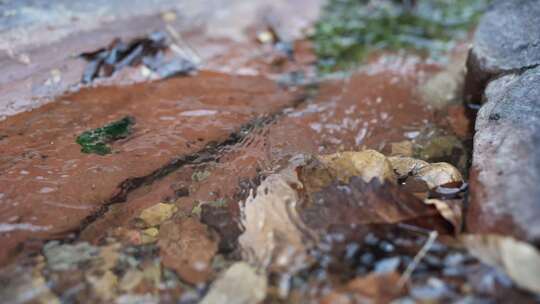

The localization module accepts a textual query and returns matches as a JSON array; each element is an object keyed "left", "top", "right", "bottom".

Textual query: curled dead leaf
[
  {"left": 388, "top": 156, "right": 463, "bottom": 189},
  {"left": 461, "top": 234, "right": 540, "bottom": 294},
  {"left": 424, "top": 199, "right": 463, "bottom": 233},
  {"left": 239, "top": 151, "right": 466, "bottom": 272},
  {"left": 416, "top": 163, "right": 463, "bottom": 189},
  {"left": 388, "top": 156, "right": 464, "bottom": 233},
  {"left": 300, "top": 177, "right": 442, "bottom": 231},
  {"left": 239, "top": 171, "right": 311, "bottom": 272},
  {"left": 388, "top": 156, "right": 429, "bottom": 179},
  {"left": 317, "top": 150, "right": 396, "bottom": 184}
]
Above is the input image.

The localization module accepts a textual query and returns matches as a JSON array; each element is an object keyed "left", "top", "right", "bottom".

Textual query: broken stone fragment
[
  {"left": 158, "top": 218, "right": 218, "bottom": 285},
  {"left": 419, "top": 52, "right": 466, "bottom": 109},
  {"left": 138, "top": 203, "right": 177, "bottom": 227},
  {"left": 86, "top": 270, "right": 118, "bottom": 301},
  {"left": 200, "top": 262, "right": 267, "bottom": 304},
  {"left": 464, "top": 0, "right": 540, "bottom": 104},
  {"left": 43, "top": 241, "right": 100, "bottom": 271},
  {"left": 0, "top": 260, "right": 60, "bottom": 304},
  {"left": 140, "top": 227, "right": 159, "bottom": 244},
  {"left": 468, "top": 66, "right": 540, "bottom": 243},
  {"left": 317, "top": 150, "right": 395, "bottom": 183},
  {"left": 119, "top": 269, "right": 144, "bottom": 292},
  {"left": 413, "top": 134, "right": 467, "bottom": 172}
]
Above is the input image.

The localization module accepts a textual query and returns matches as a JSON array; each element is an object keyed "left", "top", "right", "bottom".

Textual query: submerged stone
[
  {"left": 43, "top": 241, "right": 100, "bottom": 271},
  {"left": 158, "top": 218, "right": 218, "bottom": 284},
  {"left": 468, "top": 66, "right": 540, "bottom": 243},
  {"left": 201, "top": 262, "right": 267, "bottom": 304},
  {"left": 138, "top": 203, "right": 177, "bottom": 227}
]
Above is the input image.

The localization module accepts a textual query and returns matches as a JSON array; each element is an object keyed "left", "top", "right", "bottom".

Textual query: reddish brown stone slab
[
  {"left": 0, "top": 71, "right": 297, "bottom": 265},
  {"left": 158, "top": 217, "right": 219, "bottom": 284},
  {"left": 81, "top": 55, "right": 440, "bottom": 250}
]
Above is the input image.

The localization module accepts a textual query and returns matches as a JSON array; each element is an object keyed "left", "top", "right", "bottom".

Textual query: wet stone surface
[
  {"left": 464, "top": 0, "right": 540, "bottom": 103},
  {"left": 0, "top": 71, "right": 298, "bottom": 265},
  {"left": 465, "top": 0, "right": 540, "bottom": 245},
  {"left": 468, "top": 66, "right": 540, "bottom": 243}
]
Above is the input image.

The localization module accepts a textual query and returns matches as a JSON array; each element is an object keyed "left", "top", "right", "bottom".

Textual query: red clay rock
[
  {"left": 0, "top": 71, "right": 297, "bottom": 265},
  {"left": 158, "top": 217, "right": 219, "bottom": 285}
]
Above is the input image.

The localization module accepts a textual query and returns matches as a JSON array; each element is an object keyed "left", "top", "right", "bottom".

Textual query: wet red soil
[{"left": 0, "top": 71, "right": 299, "bottom": 265}]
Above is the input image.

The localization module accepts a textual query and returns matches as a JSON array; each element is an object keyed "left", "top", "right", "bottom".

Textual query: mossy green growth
[
  {"left": 312, "top": 0, "right": 489, "bottom": 72},
  {"left": 76, "top": 116, "right": 135, "bottom": 155}
]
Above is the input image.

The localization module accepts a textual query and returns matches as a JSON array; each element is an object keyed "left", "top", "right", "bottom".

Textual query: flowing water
[{"left": 1, "top": 0, "right": 538, "bottom": 303}]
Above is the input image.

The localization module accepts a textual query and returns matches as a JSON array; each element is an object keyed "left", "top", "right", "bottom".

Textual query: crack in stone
[{"left": 66, "top": 91, "right": 311, "bottom": 238}]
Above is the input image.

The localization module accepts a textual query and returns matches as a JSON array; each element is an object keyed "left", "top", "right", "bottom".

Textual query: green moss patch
[{"left": 312, "top": 0, "right": 489, "bottom": 72}]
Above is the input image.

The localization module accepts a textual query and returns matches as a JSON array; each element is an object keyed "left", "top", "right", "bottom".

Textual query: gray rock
[
  {"left": 467, "top": 66, "right": 540, "bottom": 243},
  {"left": 464, "top": 0, "right": 540, "bottom": 104},
  {"left": 43, "top": 241, "right": 100, "bottom": 271}
]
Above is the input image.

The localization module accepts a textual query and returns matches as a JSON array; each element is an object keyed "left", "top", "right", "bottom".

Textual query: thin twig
[{"left": 398, "top": 229, "right": 438, "bottom": 288}]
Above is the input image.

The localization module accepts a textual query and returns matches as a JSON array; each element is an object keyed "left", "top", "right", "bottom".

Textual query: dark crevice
[
  {"left": 464, "top": 48, "right": 540, "bottom": 107},
  {"left": 463, "top": 51, "right": 540, "bottom": 154}
]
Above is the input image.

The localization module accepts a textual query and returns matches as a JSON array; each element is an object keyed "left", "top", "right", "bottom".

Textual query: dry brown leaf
[
  {"left": 200, "top": 262, "right": 267, "bottom": 304},
  {"left": 238, "top": 171, "right": 311, "bottom": 272},
  {"left": 239, "top": 151, "right": 465, "bottom": 274},
  {"left": 424, "top": 199, "right": 463, "bottom": 233},
  {"left": 416, "top": 163, "right": 463, "bottom": 189},
  {"left": 388, "top": 156, "right": 430, "bottom": 179},
  {"left": 388, "top": 156, "right": 464, "bottom": 232},
  {"left": 300, "top": 177, "right": 443, "bottom": 231},
  {"left": 318, "top": 150, "right": 396, "bottom": 184},
  {"left": 388, "top": 156, "right": 463, "bottom": 189},
  {"left": 461, "top": 234, "right": 540, "bottom": 294}
]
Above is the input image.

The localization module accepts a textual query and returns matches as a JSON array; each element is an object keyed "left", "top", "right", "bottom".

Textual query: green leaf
[{"left": 76, "top": 116, "right": 135, "bottom": 155}]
